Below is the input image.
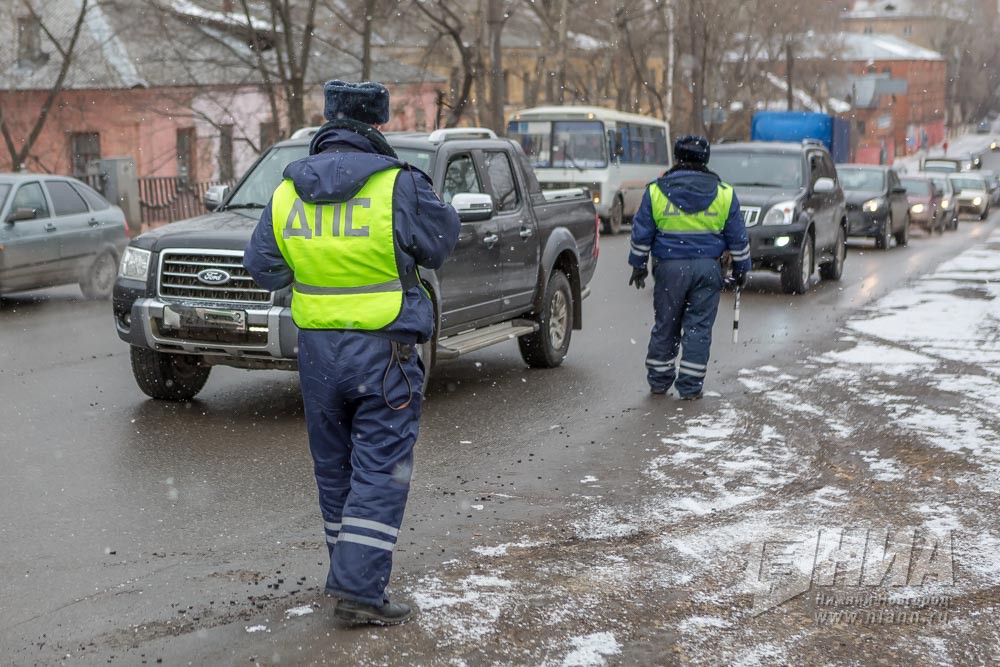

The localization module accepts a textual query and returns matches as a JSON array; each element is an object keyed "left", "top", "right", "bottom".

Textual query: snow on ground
[{"left": 394, "top": 230, "right": 1000, "bottom": 665}]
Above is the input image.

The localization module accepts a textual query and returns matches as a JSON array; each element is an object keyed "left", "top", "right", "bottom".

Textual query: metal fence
[{"left": 137, "top": 177, "right": 234, "bottom": 225}]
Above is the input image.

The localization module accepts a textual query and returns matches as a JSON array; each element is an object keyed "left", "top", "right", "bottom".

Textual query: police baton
[{"left": 732, "top": 286, "right": 741, "bottom": 344}]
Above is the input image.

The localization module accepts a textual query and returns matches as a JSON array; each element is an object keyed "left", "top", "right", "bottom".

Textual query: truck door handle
[
  {"left": 483, "top": 233, "right": 499, "bottom": 246},
  {"left": 88, "top": 218, "right": 100, "bottom": 227},
  {"left": 519, "top": 225, "right": 533, "bottom": 239},
  {"left": 45, "top": 223, "right": 57, "bottom": 232}
]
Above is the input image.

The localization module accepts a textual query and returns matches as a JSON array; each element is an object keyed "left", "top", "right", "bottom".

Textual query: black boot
[{"left": 334, "top": 598, "right": 413, "bottom": 626}]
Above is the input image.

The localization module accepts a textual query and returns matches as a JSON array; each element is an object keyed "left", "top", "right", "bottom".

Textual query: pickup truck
[{"left": 112, "top": 128, "right": 599, "bottom": 400}]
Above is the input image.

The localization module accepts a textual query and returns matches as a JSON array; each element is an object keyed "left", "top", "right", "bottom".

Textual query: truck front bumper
[
  {"left": 114, "top": 296, "right": 298, "bottom": 363},
  {"left": 748, "top": 225, "right": 806, "bottom": 272}
]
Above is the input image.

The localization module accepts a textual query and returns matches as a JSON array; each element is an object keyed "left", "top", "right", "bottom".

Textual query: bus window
[
  {"left": 552, "top": 121, "right": 606, "bottom": 169},
  {"left": 507, "top": 121, "right": 552, "bottom": 168},
  {"left": 653, "top": 127, "right": 669, "bottom": 164}
]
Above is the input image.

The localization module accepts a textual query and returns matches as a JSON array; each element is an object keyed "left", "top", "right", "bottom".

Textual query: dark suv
[{"left": 710, "top": 141, "right": 847, "bottom": 294}]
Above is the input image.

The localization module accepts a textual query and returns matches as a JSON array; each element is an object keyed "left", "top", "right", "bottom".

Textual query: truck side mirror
[
  {"left": 451, "top": 192, "right": 494, "bottom": 222},
  {"left": 6, "top": 207, "right": 37, "bottom": 222},
  {"left": 203, "top": 185, "right": 230, "bottom": 211},
  {"left": 813, "top": 177, "right": 836, "bottom": 194}
]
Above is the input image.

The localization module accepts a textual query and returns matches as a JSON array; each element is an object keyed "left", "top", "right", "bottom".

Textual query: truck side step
[{"left": 436, "top": 319, "right": 539, "bottom": 360}]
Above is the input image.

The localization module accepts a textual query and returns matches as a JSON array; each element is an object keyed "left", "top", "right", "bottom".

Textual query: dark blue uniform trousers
[
  {"left": 297, "top": 329, "right": 423, "bottom": 606},
  {"left": 646, "top": 258, "right": 723, "bottom": 396}
]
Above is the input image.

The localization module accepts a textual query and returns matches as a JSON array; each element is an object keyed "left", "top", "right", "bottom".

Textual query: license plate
[{"left": 163, "top": 305, "right": 246, "bottom": 331}]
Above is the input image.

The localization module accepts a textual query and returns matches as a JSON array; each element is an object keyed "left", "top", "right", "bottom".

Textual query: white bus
[{"left": 507, "top": 106, "right": 671, "bottom": 234}]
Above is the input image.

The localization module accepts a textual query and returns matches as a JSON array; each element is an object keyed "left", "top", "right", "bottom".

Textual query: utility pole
[
  {"left": 662, "top": 0, "right": 675, "bottom": 150},
  {"left": 487, "top": 0, "right": 505, "bottom": 132},
  {"left": 785, "top": 42, "right": 794, "bottom": 111},
  {"left": 555, "top": 0, "right": 569, "bottom": 104}
]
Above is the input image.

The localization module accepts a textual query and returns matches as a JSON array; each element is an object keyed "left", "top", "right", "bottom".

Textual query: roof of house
[
  {"left": 842, "top": 0, "right": 970, "bottom": 21},
  {"left": 0, "top": 0, "right": 441, "bottom": 92},
  {"left": 834, "top": 32, "right": 943, "bottom": 62}
]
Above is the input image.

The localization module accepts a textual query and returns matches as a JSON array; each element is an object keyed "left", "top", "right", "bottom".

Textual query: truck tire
[
  {"left": 980, "top": 205, "right": 990, "bottom": 221},
  {"left": 780, "top": 232, "right": 813, "bottom": 295},
  {"left": 518, "top": 270, "right": 573, "bottom": 368},
  {"left": 130, "top": 346, "right": 211, "bottom": 401},
  {"left": 819, "top": 225, "right": 846, "bottom": 281},
  {"left": 874, "top": 215, "right": 892, "bottom": 250},
  {"left": 603, "top": 196, "right": 624, "bottom": 235},
  {"left": 894, "top": 214, "right": 911, "bottom": 246},
  {"left": 80, "top": 250, "right": 117, "bottom": 299}
]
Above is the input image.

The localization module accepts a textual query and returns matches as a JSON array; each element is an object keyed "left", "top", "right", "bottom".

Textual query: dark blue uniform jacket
[
  {"left": 244, "top": 127, "right": 460, "bottom": 344},
  {"left": 629, "top": 169, "right": 751, "bottom": 274}
]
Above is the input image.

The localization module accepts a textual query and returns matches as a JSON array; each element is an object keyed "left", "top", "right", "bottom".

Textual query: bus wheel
[{"left": 603, "top": 196, "right": 624, "bottom": 235}]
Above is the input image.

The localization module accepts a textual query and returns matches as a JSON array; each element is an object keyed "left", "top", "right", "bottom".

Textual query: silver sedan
[{"left": 0, "top": 173, "right": 127, "bottom": 298}]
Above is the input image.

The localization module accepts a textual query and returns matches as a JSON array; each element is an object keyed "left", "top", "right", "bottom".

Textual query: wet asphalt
[{"left": 1, "top": 157, "right": 998, "bottom": 664}]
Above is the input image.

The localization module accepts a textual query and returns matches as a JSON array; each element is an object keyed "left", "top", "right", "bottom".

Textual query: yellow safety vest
[{"left": 648, "top": 182, "right": 733, "bottom": 233}]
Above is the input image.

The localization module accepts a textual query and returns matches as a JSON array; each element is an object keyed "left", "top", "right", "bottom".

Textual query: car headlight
[
  {"left": 762, "top": 200, "right": 797, "bottom": 225},
  {"left": 863, "top": 198, "right": 881, "bottom": 213},
  {"left": 964, "top": 163, "right": 973, "bottom": 170},
  {"left": 941, "top": 198, "right": 951, "bottom": 208},
  {"left": 973, "top": 196, "right": 983, "bottom": 206},
  {"left": 119, "top": 246, "right": 151, "bottom": 281},
  {"left": 910, "top": 203, "right": 926, "bottom": 214}
]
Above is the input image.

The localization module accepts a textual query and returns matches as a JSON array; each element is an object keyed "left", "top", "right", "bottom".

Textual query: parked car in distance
[
  {"left": 113, "top": 128, "right": 599, "bottom": 400},
  {"left": 710, "top": 140, "right": 847, "bottom": 294},
  {"left": 979, "top": 169, "right": 1000, "bottom": 205},
  {"left": 976, "top": 119, "right": 991, "bottom": 134},
  {"left": 921, "top": 172, "right": 959, "bottom": 230},
  {"left": 0, "top": 173, "right": 127, "bottom": 298},
  {"left": 836, "top": 164, "right": 910, "bottom": 250},
  {"left": 898, "top": 175, "right": 944, "bottom": 235},
  {"left": 949, "top": 173, "right": 991, "bottom": 220}
]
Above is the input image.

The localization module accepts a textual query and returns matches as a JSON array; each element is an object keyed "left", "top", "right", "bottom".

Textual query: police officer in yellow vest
[
  {"left": 628, "top": 135, "right": 750, "bottom": 398},
  {"left": 244, "top": 81, "right": 460, "bottom": 624}
]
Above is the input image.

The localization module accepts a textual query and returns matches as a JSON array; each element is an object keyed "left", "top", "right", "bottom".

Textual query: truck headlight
[
  {"left": 973, "top": 196, "right": 983, "bottom": 206},
  {"left": 863, "top": 198, "right": 881, "bottom": 213},
  {"left": 762, "top": 200, "right": 796, "bottom": 225},
  {"left": 910, "top": 203, "right": 926, "bottom": 214},
  {"left": 119, "top": 246, "right": 151, "bottom": 281},
  {"left": 941, "top": 198, "right": 951, "bottom": 209}
]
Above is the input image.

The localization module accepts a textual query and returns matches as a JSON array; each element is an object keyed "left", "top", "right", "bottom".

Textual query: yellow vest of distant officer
[{"left": 648, "top": 182, "right": 733, "bottom": 233}]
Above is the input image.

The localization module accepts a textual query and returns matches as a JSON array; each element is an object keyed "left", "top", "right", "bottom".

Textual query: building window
[
  {"left": 17, "top": 16, "right": 46, "bottom": 66},
  {"left": 69, "top": 132, "right": 101, "bottom": 176},
  {"left": 176, "top": 128, "right": 196, "bottom": 181},
  {"left": 219, "top": 124, "right": 234, "bottom": 182},
  {"left": 903, "top": 25, "right": 913, "bottom": 36},
  {"left": 863, "top": 25, "right": 873, "bottom": 35},
  {"left": 259, "top": 120, "right": 279, "bottom": 150}
]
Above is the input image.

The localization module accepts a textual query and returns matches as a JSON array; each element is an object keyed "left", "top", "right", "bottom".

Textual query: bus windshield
[{"left": 509, "top": 120, "right": 607, "bottom": 169}]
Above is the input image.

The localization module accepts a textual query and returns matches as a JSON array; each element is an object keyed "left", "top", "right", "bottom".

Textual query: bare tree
[
  {"left": 414, "top": 0, "right": 482, "bottom": 127},
  {"left": 0, "top": 0, "right": 90, "bottom": 171}
]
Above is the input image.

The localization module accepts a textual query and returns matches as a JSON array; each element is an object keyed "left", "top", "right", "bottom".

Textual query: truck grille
[
  {"left": 741, "top": 206, "right": 761, "bottom": 227},
  {"left": 158, "top": 250, "right": 271, "bottom": 304}
]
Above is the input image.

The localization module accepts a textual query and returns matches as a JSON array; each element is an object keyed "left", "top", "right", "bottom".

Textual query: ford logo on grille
[{"left": 197, "top": 268, "right": 231, "bottom": 285}]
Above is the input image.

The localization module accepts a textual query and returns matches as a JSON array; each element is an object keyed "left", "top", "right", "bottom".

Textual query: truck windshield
[
  {"left": 837, "top": 169, "right": 885, "bottom": 192},
  {"left": 226, "top": 145, "right": 309, "bottom": 209},
  {"left": 0, "top": 184, "right": 10, "bottom": 212},
  {"left": 508, "top": 120, "right": 607, "bottom": 169},
  {"left": 394, "top": 148, "right": 433, "bottom": 173},
  {"left": 711, "top": 153, "right": 802, "bottom": 189}
]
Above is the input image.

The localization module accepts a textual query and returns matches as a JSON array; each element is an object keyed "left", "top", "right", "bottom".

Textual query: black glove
[
  {"left": 629, "top": 266, "right": 648, "bottom": 290},
  {"left": 732, "top": 270, "right": 748, "bottom": 288}
]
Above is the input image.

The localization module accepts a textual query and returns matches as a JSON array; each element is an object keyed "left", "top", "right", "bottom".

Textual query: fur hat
[
  {"left": 674, "top": 135, "right": 711, "bottom": 165},
  {"left": 323, "top": 80, "right": 390, "bottom": 125}
]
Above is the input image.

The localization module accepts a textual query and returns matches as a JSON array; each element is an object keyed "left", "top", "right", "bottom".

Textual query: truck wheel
[
  {"left": 130, "top": 346, "right": 211, "bottom": 401},
  {"left": 417, "top": 339, "right": 434, "bottom": 394},
  {"left": 518, "top": 270, "right": 573, "bottom": 368},
  {"left": 80, "top": 251, "right": 117, "bottom": 299},
  {"left": 603, "top": 196, "right": 623, "bottom": 235},
  {"left": 874, "top": 215, "right": 892, "bottom": 250},
  {"left": 980, "top": 205, "right": 990, "bottom": 221},
  {"left": 780, "top": 232, "right": 813, "bottom": 295},
  {"left": 819, "top": 225, "right": 846, "bottom": 281},
  {"left": 894, "top": 214, "right": 911, "bottom": 246}
]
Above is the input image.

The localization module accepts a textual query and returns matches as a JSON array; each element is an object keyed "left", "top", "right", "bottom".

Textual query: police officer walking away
[
  {"left": 628, "top": 135, "right": 750, "bottom": 399},
  {"left": 244, "top": 81, "right": 460, "bottom": 624}
]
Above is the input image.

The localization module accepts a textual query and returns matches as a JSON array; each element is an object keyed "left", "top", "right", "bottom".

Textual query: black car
[
  {"left": 836, "top": 164, "right": 911, "bottom": 250},
  {"left": 710, "top": 141, "right": 847, "bottom": 295}
]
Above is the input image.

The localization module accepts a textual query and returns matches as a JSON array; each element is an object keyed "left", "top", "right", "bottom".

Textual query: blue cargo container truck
[{"left": 751, "top": 111, "right": 851, "bottom": 163}]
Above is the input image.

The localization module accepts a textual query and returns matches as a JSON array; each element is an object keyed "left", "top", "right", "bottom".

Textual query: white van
[{"left": 508, "top": 106, "right": 670, "bottom": 234}]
